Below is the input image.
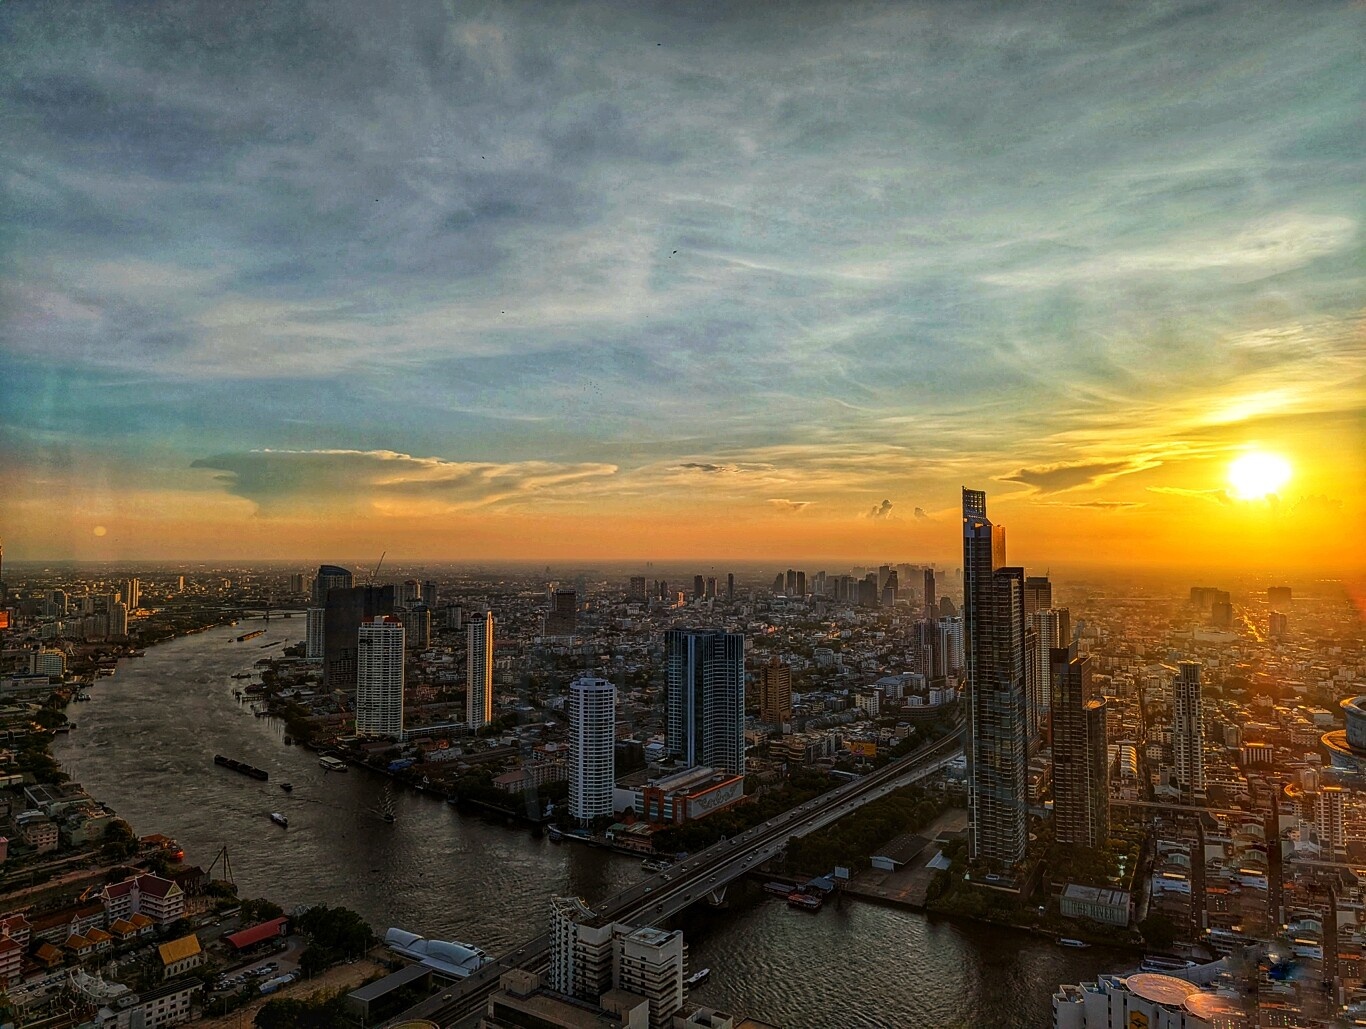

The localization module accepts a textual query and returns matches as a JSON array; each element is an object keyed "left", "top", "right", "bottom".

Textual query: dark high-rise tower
[
  {"left": 922, "top": 568, "right": 936, "bottom": 613},
  {"left": 323, "top": 584, "right": 394, "bottom": 693},
  {"left": 665, "top": 628, "right": 745, "bottom": 775},
  {"left": 1050, "top": 642, "right": 1108, "bottom": 848},
  {"left": 962, "top": 488, "right": 1029, "bottom": 870},
  {"left": 1023, "top": 575, "right": 1052, "bottom": 616},
  {"left": 311, "top": 564, "right": 353, "bottom": 606}
]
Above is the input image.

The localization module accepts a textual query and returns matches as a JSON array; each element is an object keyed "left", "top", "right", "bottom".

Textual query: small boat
[
  {"left": 379, "top": 785, "right": 396, "bottom": 824},
  {"left": 685, "top": 968, "right": 711, "bottom": 986},
  {"left": 282, "top": 735, "right": 293, "bottom": 746},
  {"left": 547, "top": 826, "right": 564, "bottom": 842},
  {"left": 641, "top": 858, "right": 671, "bottom": 872},
  {"left": 1058, "top": 938, "right": 1091, "bottom": 949},
  {"left": 319, "top": 755, "right": 347, "bottom": 772},
  {"left": 269, "top": 813, "right": 288, "bottom": 828},
  {"left": 787, "top": 892, "right": 823, "bottom": 911},
  {"left": 280, "top": 783, "right": 293, "bottom": 792}
]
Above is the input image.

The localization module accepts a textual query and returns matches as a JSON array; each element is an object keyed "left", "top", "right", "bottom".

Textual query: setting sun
[{"left": 1228, "top": 451, "right": 1292, "bottom": 501}]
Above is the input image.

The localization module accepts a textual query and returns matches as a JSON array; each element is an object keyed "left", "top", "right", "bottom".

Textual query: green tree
[{"left": 1139, "top": 912, "right": 1178, "bottom": 951}]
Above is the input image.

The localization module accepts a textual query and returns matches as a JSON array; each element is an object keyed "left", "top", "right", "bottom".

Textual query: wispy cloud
[
  {"left": 1002, "top": 459, "right": 1160, "bottom": 495},
  {"left": 767, "top": 498, "right": 814, "bottom": 513},
  {"left": 190, "top": 449, "right": 617, "bottom": 515}
]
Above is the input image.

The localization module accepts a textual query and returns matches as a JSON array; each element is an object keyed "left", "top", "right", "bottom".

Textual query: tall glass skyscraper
[
  {"left": 1050, "top": 641, "right": 1108, "bottom": 848},
  {"left": 962, "top": 487, "right": 1029, "bottom": 870},
  {"left": 665, "top": 628, "right": 745, "bottom": 775}
]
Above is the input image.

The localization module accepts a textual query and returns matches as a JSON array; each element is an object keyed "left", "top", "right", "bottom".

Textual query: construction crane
[{"left": 368, "top": 551, "right": 386, "bottom": 585}]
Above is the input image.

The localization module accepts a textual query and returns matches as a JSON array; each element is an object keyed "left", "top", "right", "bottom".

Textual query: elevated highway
[{"left": 395, "top": 725, "right": 964, "bottom": 1027}]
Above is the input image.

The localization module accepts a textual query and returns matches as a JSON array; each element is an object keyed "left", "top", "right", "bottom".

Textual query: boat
[
  {"left": 269, "top": 812, "right": 288, "bottom": 828},
  {"left": 379, "top": 785, "right": 396, "bottom": 824},
  {"left": 685, "top": 968, "right": 711, "bottom": 986},
  {"left": 319, "top": 755, "right": 348, "bottom": 772},
  {"left": 787, "top": 891, "right": 823, "bottom": 911},
  {"left": 213, "top": 754, "right": 270, "bottom": 781},
  {"left": 231, "top": 673, "right": 253, "bottom": 679},
  {"left": 641, "top": 858, "right": 671, "bottom": 872},
  {"left": 763, "top": 882, "right": 795, "bottom": 897},
  {"left": 280, "top": 783, "right": 293, "bottom": 792},
  {"left": 547, "top": 826, "right": 564, "bottom": 842},
  {"left": 282, "top": 735, "right": 293, "bottom": 746},
  {"left": 236, "top": 629, "right": 266, "bottom": 643},
  {"left": 1058, "top": 938, "right": 1091, "bottom": 949}
]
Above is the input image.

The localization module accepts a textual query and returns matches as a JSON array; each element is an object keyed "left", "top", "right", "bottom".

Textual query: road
[{"left": 391, "top": 725, "right": 965, "bottom": 1028}]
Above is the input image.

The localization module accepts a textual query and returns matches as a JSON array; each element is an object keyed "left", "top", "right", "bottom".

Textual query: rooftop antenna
[{"left": 369, "top": 551, "right": 386, "bottom": 585}]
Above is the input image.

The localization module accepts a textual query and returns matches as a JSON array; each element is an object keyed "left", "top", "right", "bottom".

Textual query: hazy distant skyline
[{"left": 2, "top": 1, "right": 1362, "bottom": 571}]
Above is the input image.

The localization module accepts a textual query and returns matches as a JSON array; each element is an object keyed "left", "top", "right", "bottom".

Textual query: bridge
[{"left": 393, "top": 725, "right": 964, "bottom": 1027}]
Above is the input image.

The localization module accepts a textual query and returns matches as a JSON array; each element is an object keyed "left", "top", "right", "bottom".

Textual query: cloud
[
  {"left": 190, "top": 449, "right": 617, "bottom": 515},
  {"left": 1146, "top": 486, "right": 1235, "bottom": 506},
  {"left": 676, "top": 463, "right": 737, "bottom": 475},
  {"left": 1057, "top": 501, "right": 1145, "bottom": 510},
  {"left": 914, "top": 506, "right": 930, "bottom": 520},
  {"left": 767, "top": 498, "right": 814, "bottom": 512},
  {"left": 1292, "top": 494, "right": 1343, "bottom": 513},
  {"left": 1002, "top": 459, "right": 1160, "bottom": 495},
  {"left": 867, "top": 499, "right": 895, "bottom": 520}
]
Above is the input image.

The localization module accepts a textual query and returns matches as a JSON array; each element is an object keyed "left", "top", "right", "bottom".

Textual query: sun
[{"left": 1228, "top": 451, "right": 1292, "bottom": 500}]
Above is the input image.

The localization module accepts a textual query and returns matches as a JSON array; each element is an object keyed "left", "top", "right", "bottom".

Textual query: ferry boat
[
  {"left": 787, "top": 891, "right": 823, "bottom": 912},
  {"left": 319, "top": 755, "right": 348, "bottom": 772},
  {"left": 641, "top": 858, "right": 671, "bottom": 872},
  {"left": 1058, "top": 938, "right": 1091, "bottom": 949},
  {"left": 269, "top": 812, "right": 288, "bottom": 828},
  {"left": 685, "top": 968, "right": 711, "bottom": 986}
]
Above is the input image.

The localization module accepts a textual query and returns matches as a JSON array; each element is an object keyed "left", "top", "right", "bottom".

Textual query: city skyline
[{"left": 2, "top": 1, "right": 1362, "bottom": 574}]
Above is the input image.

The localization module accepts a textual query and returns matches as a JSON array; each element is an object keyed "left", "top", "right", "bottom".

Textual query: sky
[{"left": 1, "top": 0, "right": 1362, "bottom": 574}]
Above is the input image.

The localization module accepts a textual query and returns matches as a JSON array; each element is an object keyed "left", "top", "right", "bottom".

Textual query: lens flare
[{"left": 1228, "top": 452, "right": 1291, "bottom": 500}]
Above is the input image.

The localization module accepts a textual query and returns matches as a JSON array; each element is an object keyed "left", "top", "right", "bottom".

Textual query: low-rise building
[
  {"left": 1059, "top": 884, "right": 1132, "bottom": 928},
  {"left": 157, "top": 934, "right": 203, "bottom": 979}
]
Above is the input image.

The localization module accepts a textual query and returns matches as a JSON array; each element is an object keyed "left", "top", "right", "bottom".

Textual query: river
[{"left": 54, "top": 617, "right": 1127, "bottom": 1028}]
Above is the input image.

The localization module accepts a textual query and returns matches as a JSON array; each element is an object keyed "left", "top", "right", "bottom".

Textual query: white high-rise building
[
  {"left": 467, "top": 611, "right": 494, "bottom": 729},
  {"left": 123, "top": 578, "right": 140, "bottom": 611},
  {"left": 305, "top": 607, "right": 326, "bottom": 659},
  {"left": 1172, "top": 661, "right": 1204, "bottom": 802},
  {"left": 568, "top": 677, "right": 616, "bottom": 825},
  {"left": 356, "top": 617, "right": 404, "bottom": 738},
  {"left": 108, "top": 601, "right": 128, "bottom": 638}
]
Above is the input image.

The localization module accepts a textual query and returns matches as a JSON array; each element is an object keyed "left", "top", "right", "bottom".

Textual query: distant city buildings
[
  {"left": 568, "top": 677, "right": 616, "bottom": 825},
  {"left": 467, "top": 610, "right": 495, "bottom": 729},
  {"left": 665, "top": 629, "right": 745, "bottom": 776},
  {"left": 355, "top": 616, "right": 404, "bottom": 739}
]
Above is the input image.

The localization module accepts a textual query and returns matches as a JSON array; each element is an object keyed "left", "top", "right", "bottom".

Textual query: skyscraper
[
  {"left": 726, "top": 572, "right": 734, "bottom": 601},
  {"left": 305, "top": 607, "right": 325, "bottom": 659},
  {"left": 665, "top": 629, "right": 745, "bottom": 775},
  {"left": 755, "top": 657, "right": 793, "bottom": 728},
  {"left": 616, "top": 926, "right": 687, "bottom": 1029},
  {"left": 544, "top": 589, "right": 577, "bottom": 638},
  {"left": 568, "top": 677, "right": 616, "bottom": 825},
  {"left": 693, "top": 575, "right": 705, "bottom": 601},
  {"left": 1028, "top": 608, "right": 1068, "bottom": 744},
  {"left": 109, "top": 601, "right": 128, "bottom": 637},
  {"left": 323, "top": 584, "right": 394, "bottom": 693},
  {"left": 123, "top": 578, "right": 140, "bottom": 611},
  {"left": 923, "top": 568, "right": 936, "bottom": 614},
  {"left": 467, "top": 610, "right": 495, "bottom": 729},
  {"left": 394, "top": 579, "right": 422, "bottom": 610},
  {"left": 401, "top": 603, "right": 431, "bottom": 650},
  {"left": 356, "top": 616, "right": 404, "bottom": 738},
  {"left": 1049, "top": 642, "right": 1108, "bottom": 848},
  {"left": 1173, "top": 661, "right": 1204, "bottom": 802},
  {"left": 962, "top": 487, "right": 1029, "bottom": 870},
  {"left": 311, "top": 564, "right": 353, "bottom": 606},
  {"left": 1022, "top": 575, "right": 1052, "bottom": 616}
]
